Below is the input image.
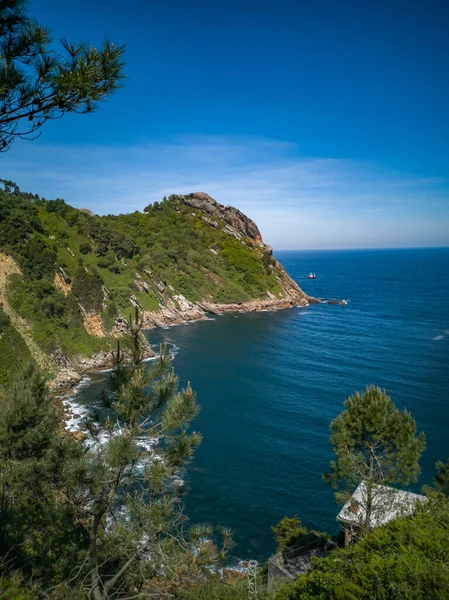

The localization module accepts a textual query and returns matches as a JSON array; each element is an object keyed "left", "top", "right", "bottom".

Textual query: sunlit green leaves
[{"left": 0, "top": 0, "right": 125, "bottom": 149}]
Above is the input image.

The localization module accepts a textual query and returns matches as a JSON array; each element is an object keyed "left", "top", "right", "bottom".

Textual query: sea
[{"left": 70, "top": 248, "right": 449, "bottom": 562}]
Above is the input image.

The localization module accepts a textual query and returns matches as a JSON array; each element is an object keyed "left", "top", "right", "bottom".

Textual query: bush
[
  {"left": 79, "top": 242, "right": 92, "bottom": 255},
  {"left": 20, "top": 238, "right": 56, "bottom": 280},
  {"left": 97, "top": 251, "right": 115, "bottom": 269},
  {"left": 272, "top": 516, "right": 309, "bottom": 552},
  {"left": 215, "top": 283, "right": 249, "bottom": 304},
  {"left": 71, "top": 268, "right": 104, "bottom": 312},
  {"left": 0, "top": 306, "right": 31, "bottom": 387}
]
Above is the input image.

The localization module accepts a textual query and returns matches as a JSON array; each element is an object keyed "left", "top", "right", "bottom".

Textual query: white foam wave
[
  {"left": 62, "top": 382, "right": 91, "bottom": 432},
  {"left": 433, "top": 335, "right": 445, "bottom": 340},
  {"left": 143, "top": 354, "right": 158, "bottom": 362},
  {"left": 169, "top": 344, "right": 180, "bottom": 358},
  {"left": 63, "top": 401, "right": 91, "bottom": 432}
]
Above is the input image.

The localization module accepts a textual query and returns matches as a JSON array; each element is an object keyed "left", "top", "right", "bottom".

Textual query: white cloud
[{"left": 2, "top": 135, "right": 448, "bottom": 249}]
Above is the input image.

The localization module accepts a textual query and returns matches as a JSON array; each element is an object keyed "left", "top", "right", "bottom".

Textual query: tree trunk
[
  {"left": 89, "top": 514, "right": 104, "bottom": 600},
  {"left": 364, "top": 450, "right": 374, "bottom": 534}
]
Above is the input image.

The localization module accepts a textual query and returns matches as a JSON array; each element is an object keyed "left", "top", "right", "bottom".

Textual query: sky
[{"left": 2, "top": 0, "right": 448, "bottom": 249}]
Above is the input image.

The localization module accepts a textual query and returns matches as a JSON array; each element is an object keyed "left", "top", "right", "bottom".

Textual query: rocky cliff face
[
  {"left": 136, "top": 193, "right": 316, "bottom": 329},
  {"left": 175, "top": 192, "right": 312, "bottom": 307},
  {"left": 179, "top": 192, "right": 264, "bottom": 246}
]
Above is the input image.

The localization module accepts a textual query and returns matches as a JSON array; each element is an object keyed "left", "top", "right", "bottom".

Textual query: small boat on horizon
[{"left": 307, "top": 272, "right": 316, "bottom": 279}]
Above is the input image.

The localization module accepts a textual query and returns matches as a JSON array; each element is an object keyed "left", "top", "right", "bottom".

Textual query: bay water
[{"left": 72, "top": 248, "right": 449, "bottom": 561}]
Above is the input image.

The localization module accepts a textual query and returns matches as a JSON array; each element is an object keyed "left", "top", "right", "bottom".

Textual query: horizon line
[{"left": 275, "top": 245, "right": 449, "bottom": 252}]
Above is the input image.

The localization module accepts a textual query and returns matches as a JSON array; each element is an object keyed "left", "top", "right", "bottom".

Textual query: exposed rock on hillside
[
  {"left": 53, "top": 268, "right": 71, "bottom": 296},
  {"left": 82, "top": 311, "right": 106, "bottom": 337},
  {"left": 179, "top": 192, "right": 264, "bottom": 245}
]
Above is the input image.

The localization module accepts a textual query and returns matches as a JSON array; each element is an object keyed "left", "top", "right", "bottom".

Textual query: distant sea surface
[{"left": 74, "top": 248, "right": 449, "bottom": 561}]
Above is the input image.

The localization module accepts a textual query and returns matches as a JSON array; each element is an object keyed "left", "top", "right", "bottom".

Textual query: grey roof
[{"left": 337, "top": 482, "right": 426, "bottom": 529}]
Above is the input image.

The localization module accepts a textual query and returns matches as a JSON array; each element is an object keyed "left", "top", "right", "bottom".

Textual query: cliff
[
  {"left": 0, "top": 183, "right": 312, "bottom": 390},
  {"left": 180, "top": 192, "right": 264, "bottom": 245}
]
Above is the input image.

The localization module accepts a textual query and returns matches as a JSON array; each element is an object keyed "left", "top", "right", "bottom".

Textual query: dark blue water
[{"left": 74, "top": 249, "right": 449, "bottom": 561}]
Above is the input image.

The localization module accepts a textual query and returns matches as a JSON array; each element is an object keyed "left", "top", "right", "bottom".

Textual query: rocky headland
[{"left": 1, "top": 189, "right": 318, "bottom": 396}]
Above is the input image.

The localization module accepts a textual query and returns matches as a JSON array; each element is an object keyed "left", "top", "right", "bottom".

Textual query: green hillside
[
  {"left": 0, "top": 306, "right": 31, "bottom": 386},
  {"left": 0, "top": 181, "right": 307, "bottom": 383}
]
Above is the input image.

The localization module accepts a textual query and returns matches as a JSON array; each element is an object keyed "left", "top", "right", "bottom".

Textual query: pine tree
[
  {"left": 323, "top": 385, "right": 426, "bottom": 534},
  {"left": 0, "top": 316, "right": 232, "bottom": 597},
  {"left": 0, "top": 362, "right": 86, "bottom": 581},
  {"left": 0, "top": 0, "right": 125, "bottom": 150},
  {"left": 73, "top": 309, "right": 231, "bottom": 599},
  {"left": 435, "top": 458, "right": 449, "bottom": 495}
]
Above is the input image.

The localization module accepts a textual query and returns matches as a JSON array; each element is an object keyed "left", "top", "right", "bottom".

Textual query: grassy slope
[{"left": 0, "top": 307, "right": 31, "bottom": 390}]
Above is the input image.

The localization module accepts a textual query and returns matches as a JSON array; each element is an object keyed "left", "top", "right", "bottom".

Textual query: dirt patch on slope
[{"left": 83, "top": 312, "right": 106, "bottom": 337}]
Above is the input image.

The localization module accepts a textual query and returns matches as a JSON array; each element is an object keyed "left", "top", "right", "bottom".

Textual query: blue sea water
[{"left": 74, "top": 248, "right": 449, "bottom": 561}]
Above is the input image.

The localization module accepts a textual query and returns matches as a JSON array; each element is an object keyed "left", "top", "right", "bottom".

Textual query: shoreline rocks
[
  {"left": 49, "top": 341, "right": 155, "bottom": 394},
  {"left": 49, "top": 294, "right": 315, "bottom": 395}
]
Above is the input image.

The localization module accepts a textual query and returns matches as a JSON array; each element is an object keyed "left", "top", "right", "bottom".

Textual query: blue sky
[{"left": 2, "top": 0, "right": 448, "bottom": 249}]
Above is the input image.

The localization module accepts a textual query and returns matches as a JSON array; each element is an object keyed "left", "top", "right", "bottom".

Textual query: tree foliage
[
  {"left": 0, "top": 312, "right": 232, "bottom": 598},
  {"left": 323, "top": 386, "right": 425, "bottom": 533},
  {"left": 76, "top": 309, "right": 211, "bottom": 598},
  {"left": 434, "top": 458, "right": 449, "bottom": 495},
  {"left": 0, "top": 0, "right": 125, "bottom": 150},
  {"left": 272, "top": 516, "right": 308, "bottom": 553},
  {"left": 0, "top": 362, "right": 86, "bottom": 581}
]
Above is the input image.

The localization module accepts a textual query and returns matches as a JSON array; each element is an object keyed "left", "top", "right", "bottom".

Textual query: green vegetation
[
  {"left": 0, "top": 183, "right": 285, "bottom": 378},
  {"left": 7, "top": 273, "right": 108, "bottom": 359},
  {"left": 0, "top": 314, "right": 232, "bottom": 598},
  {"left": 0, "top": 364, "right": 448, "bottom": 598},
  {"left": 435, "top": 458, "right": 449, "bottom": 495},
  {"left": 272, "top": 516, "right": 310, "bottom": 553},
  {"left": 0, "top": 307, "right": 31, "bottom": 388},
  {"left": 323, "top": 385, "right": 426, "bottom": 534},
  {"left": 275, "top": 492, "right": 449, "bottom": 600},
  {"left": 71, "top": 267, "right": 104, "bottom": 312},
  {"left": 0, "top": 0, "right": 125, "bottom": 151}
]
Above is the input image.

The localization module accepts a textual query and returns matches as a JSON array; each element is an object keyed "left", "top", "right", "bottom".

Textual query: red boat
[{"left": 307, "top": 272, "right": 316, "bottom": 279}]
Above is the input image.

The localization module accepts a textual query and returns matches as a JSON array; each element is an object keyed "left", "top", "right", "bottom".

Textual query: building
[
  {"left": 337, "top": 481, "right": 427, "bottom": 545},
  {"left": 268, "top": 482, "right": 427, "bottom": 586}
]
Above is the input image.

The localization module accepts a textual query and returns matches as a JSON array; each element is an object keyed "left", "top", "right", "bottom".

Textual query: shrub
[
  {"left": 71, "top": 268, "right": 104, "bottom": 312},
  {"left": 79, "top": 242, "right": 92, "bottom": 255},
  {"left": 272, "top": 516, "right": 309, "bottom": 552}
]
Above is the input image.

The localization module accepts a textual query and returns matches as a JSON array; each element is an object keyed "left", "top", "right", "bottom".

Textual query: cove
[{"left": 72, "top": 248, "right": 449, "bottom": 562}]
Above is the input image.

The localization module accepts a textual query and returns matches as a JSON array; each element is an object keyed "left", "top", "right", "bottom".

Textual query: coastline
[{"left": 52, "top": 292, "right": 318, "bottom": 402}]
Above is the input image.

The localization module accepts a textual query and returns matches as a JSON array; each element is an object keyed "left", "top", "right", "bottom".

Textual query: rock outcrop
[
  {"left": 82, "top": 311, "right": 107, "bottom": 337},
  {"left": 53, "top": 268, "right": 71, "bottom": 296},
  {"left": 178, "top": 192, "right": 264, "bottom": 245},
  {"left": 139, "top": 292, "right": 315, "bottom": 332},
  {"left": 141, "top": 293, "right": 207, "bottom": 329},
  {"left": 133, "top": 193, "right": 318, "bottom": 331}
]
